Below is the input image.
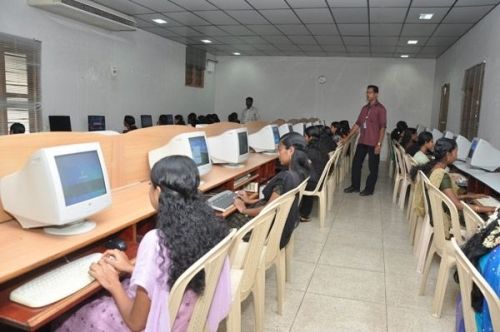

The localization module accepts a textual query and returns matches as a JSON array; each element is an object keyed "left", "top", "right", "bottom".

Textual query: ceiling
[{"left": 93, "top": 0, "right": 500, "bottom": 58}]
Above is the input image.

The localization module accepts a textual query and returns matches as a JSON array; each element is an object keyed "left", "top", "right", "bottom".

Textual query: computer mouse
[{"left": 104, "top": 238, "right": 128, "bottom": 251}]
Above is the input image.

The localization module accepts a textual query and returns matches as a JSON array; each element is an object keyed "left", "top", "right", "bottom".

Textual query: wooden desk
[
  {"left": 451, "top": 161, "right": 500, "bottom": 196},
  {"left": 0, "top": 153, "right": 277, "bottom": 331}
]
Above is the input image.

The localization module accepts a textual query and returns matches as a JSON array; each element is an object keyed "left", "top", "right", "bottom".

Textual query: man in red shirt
[{"left": 343, "top": 85, "right": 387, "bottom": 196}]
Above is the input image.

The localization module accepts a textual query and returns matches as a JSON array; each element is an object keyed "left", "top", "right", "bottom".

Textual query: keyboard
[
  {"left": 477, "top": 196, "right": 500, "bottom": 208},
  {"left": 10, "top": 253, "right": 103, "bottom": 308},
  {"left": 207, "top": 190, "right": 237, "bottom": 212}
]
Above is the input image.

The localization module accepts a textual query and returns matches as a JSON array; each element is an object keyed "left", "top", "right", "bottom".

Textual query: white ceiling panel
[
  {"left": 275, "top": 24, "right": 311, "bottom": 35},
  {"left": 315, "top": 35, "right": 343, "bottom": 44},
  {"left": 225, "top": 10, "right": 269, "bottom": 24},
  {"left": 433, "top": 23, "right": 473, "bottom": 36},
  {"left": 289, "top": 35, "right": 318, "bottom": 44},
  {"left": 246, "top": 0, "right": 289, "bottom": 9},
  {"left": 93, "top": 0, "right": 153, "bottom": 14},
  {"left": 294, "top": 8, "right": 334, "bottom": 24},
  {"left": 406, "top": 7, "right": 449, "bottom": 23},
  {"left": 455, "top": 0, "right": 500, "bottom": 5},
  {"left": 168, "top": 0, "right": 216, "bottom": 11},
  {"left": 332, "top": 7, "right": 368, "bottom": 23},
  {"left": 193, "top": 11, "right": 239, "bottom": 25},
  {"left": 165, "top": 11, "right": 211, "bottom": 25},
  {"left": 286, "top": 0, "right": 328, "bottom": 8},
  {"left": 247, "top": 24, "right": 283, "bottom": 35},
  {"left": 259, "top": 9, "right": 301, "bottom": 24},
  {"left": 411, "top": 0, "right": 455, "bottom": 6},
  {"left": 219, "top": 25, "right": 256, "bottom": 35},
  {"left": 131, "top": 0, "right": 183, "bottom": 12},
  {"left": 370, "top": 24, "right": 402, "bottom": 36},
  {"left": 327, "top": 0, "right": 367, "bottom": 7},
  {"left": 337, "top": 24, "right": 369, "bottom": 36},
  {"left": 443, "top": 6, "right": 494, "bottom": 23},
  {"left": 401, "top": 23, "right": 438, "bottom": 36},
  {"left": 370, "top": 7, "right": 408, "bottom": 23},
  {"left": 370, "top": 0, "right": 411, "bottom": 7},
  {"left": 306, "top": 24, "right": 339, "bottom": 35},
  {"left": 207, "top": 0, "right": 252, "bottom": 10}
]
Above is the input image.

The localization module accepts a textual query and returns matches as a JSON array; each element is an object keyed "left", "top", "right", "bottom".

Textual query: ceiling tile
[
  {"left": 246, "top": 0, "right": 289, "bottom": 9},
  {"left": 443, "top": 6, "right": 494, "bottom": 23},
  {"left": 371, "top": 46, "right": 396, "bottom": 53},
  {"left": 406, "top": 7, "right": 449, "bottom": 23},
  {"left": 167, "top": 36, "right": 190, "bottom": 44},
  {"left": 277, "top": 44, "right": 302, "bottom": 51},
  {"left": 398, "top": 37, "right": 424, "bottom": 46},
  {"left": 342, "top": 36, "right": 369, "bottom": 45},
  {"left": 395, "top": 46, "right": 421, "bottom": 53},
  {"left": 455, "top": 0, "right": 500, "bottom": 5},
  {"left": 298, "top": 44, "right": 323, "bottom": 51},
  {"left": 193, "top": 11, "right": 239, "bottom": 25},
  {"left": 187, "top": 37, "right": 224, "bottom": 45},
  {"left": 425, "top": 36, "right": 459, "bottom": 46},
  {"left": 371, "top": 53, "right": 396, "bottom": 58},
  {"left": 401, "top": 23, "right": 437, "bottom": 36},
  {"left": 433, "top": 23, "right": 473, "bottom": 36},
  {"left": 306, "top": 24, "right": 339, "bottom": 35},
  {"left": 134, "top": 13, "right": 183, "bottom": 26},
  {"left": 275, "top": 24, "right": 310, "bottom": 35},
  {"left": 370, "top": 24, "right": 402, "bottom": 36},
  {"left": 136, "top": 18, "right": 156, "bottom": 28},
  {"left": 219, "top": 25, "right": 256, "bottom": 35},
  {"left": 130, "top": 0, "right": 183, "bottom": 12},
  {"left": 328, "top": 0, "right": 366, "bottom": 7},
  {"left": 253, "top": 44, "right": 279, "bottom": 50},
  {"left": 212, "top": 36, "right": 244, "bottom": 43},
  {"left": 225, "top": 10, "right": 268, "bottom": 24},
  {"left": 165, "top": 11, "right": 211, "bottom": 25},
  {"left": 142, "top": 27, "right": 179, "bottom": 37},
  {"left": 370, "top": 0, "right": 411, "bottom": 6},
  {"left": 332, "top": 7, "right": 368, "bottom": 23},
  {"left": 263, "top": 35, "right": 294, "bottom": 44},
  {"left": 322, "top": 44, "right": 346, "bottom": 51},
  {"left": 370, "top": 37, "right": 399, "bottom": 45},
  {"left": 93, "top": 0, "right": 152, "bottom": 14},
  {"left": 337, "top": 24, "right": 369, "bottom": 36},
  {"left": 238, "top": 36, "right": 268, "bottom": 43},
  {"left": 370, "top": 7, "right": 408, "bottom": 23},
  {"left": 259, "top": 9, "right": 301, "bottom": 24},
  {"left": 286, "top": 0, "right": 328, "bottom": 8},
  {"left": 169, "top": 0, "right": 216, "bottom": 10},
  {"left": 289, "top": 35, "right": 318, "bottom": 44},
  {"left": 191, "top": 25, "right": 230, "bottom": 35},
  {"left": 207, "top": 0, "right": 252, "bottom": 10},
  {"left": 167, "top": 26, "right": 205, "bottom": 37},
  {"left": 346, "top": 46, "right": 370, "bottom": 52},
  {"left": 315, "top": 35, "right": 343, "bottom": 44},
  {"left": 411, "top": 0, "right": 455, "bottom": 6},
  {"left": 247, "top": 24, "right": 283, "bottom": 35},
  {"left": 294, "top": 8, "right": 334, "bottom": 23},
  {"left": 227, "top": 44, "right": 257, "bottom": 51}
]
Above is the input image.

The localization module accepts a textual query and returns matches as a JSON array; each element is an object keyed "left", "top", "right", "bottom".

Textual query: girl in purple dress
[{"left": 54, "top": 155, "right": 231, "bottom": 332}]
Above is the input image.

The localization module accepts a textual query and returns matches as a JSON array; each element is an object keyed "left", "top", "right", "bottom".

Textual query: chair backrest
[
  {"left": 404, "top": 153, "right": 417, "bottom": 179},
  {"left": 424, "top": 177, "right": 465, "bottom": 250},
  {"left": 261, "top": 187, "right": 298, "bottom": 266},
  {"left": 297, "top": 176, "right": 310, "bottom": 204},
  {"left": 452, "top": 238, "right": 500, "bottom": 332},
  {"left": 386, "top": 133, "right": 395, "bottom": 160},
  {"left": 169, "top": 229, "right": 236, "bottom": 332},
  {"left": 397, "top": 145, "right": 408, "bottom": 179},
  {"left": 419, "top": 171, "right": 432, "bottom": 221},
  {"left": 393, "top": 145, "right": 405, "bottom": 177},
  {"left": 308, "top": 152, "right": 336, "bottom": 194},
  {"left": 229, "top": 208, "right": 276, "bottom": 296},
  {"left": 462, "top": 202, "right": 486, "bottom": 239}
]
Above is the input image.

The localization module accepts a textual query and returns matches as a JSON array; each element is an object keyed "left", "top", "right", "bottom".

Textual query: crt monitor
[
  {"left": 432, "top": 128, "right": 443, "bottom": 140},
  {"left": 49, "top": 116, "right": 72, "bottom": 132},
  {"left": 88, "top": 115, "right": 106, "bottom": 131},
  {"left": 444, "top": 131, "right": 454, "bottom": 139},
  {"left": 248, "top": 124, "right": 279, "bottom": 153},
  {"left": 467, "top": 138, "right": 500, "bottom": 172},
  {"left": 292, "top": 123, "right": 305, "bottom": 136},
  {"left": 456, "top": 135, "right": 472, "bottom": 161},
  {"left": 278, "top": 124, "right": 291, "bottom": 137},
  {"left": 141, "top": 115, "right": 153, "bottom": 128},
  {"left": 416, "top": 124, "right": 425, "bottom": 134},
  {"left": 148, "top": 131, "right": 212, "bottom": 176},
  {"left": 207, "top": 128, "right": 249, "bottom": 165},
  {"left": 0, "top": 143, "right": 111, "bottom": 235}
]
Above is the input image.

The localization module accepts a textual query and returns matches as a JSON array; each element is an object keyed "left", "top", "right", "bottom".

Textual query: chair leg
[
  {"left": 275, "top": 251, "right": 286, "bottom": 315},
  {"left": 419, "top": 243, "right": 436, "bottom": 295},
  {"left": 416, "top": 220, "right": 433, "bottom": 273},
  {"left": 392, "top": 177, "right": 401, "bottom": 204},
  {"left": 226, "top": 291, "right": 241, "bottom": 332},
  {"left": 431, "top": 256, "right": 455, "bottom": 318},
  {"left": 398, "top": 180, "right": 409, "bottom": 210},
  {"left": 253, "top": 262, "right": 265, "bottom": 332},
  {"left": 285, "top": 237, "right": 294, "bottom": 282},
  {"left": 319, "top": 191, "right": 326, "bottom": 228}
]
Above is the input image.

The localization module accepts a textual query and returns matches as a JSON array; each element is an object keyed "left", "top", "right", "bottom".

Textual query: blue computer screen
[
  {"left": 272, "top": 127, "right": 280, "bottom": 145},
  {"left": 468, "top": 139, "right": 479, "bottom": 159},
  {"left": 189, "top": 136, "right": 210, "bottom": 166},
  {"left": 55, "top": 151, "right": 107, "bottom": 206}
]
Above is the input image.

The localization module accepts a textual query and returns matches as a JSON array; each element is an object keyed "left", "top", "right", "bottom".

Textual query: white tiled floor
[{"left": 233, "top": 163, "right": 459, "bottom": 331}]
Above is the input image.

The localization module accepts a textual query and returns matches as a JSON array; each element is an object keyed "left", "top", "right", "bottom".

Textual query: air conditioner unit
[{"left": 28, "top": 0, "right": 136, "bottom": 31}]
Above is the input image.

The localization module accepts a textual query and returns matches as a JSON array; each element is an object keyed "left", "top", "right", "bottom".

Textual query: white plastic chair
[
  {"left": 327, "top": 148, "right": 343, "bottom": 212},
  {"left": 462, "top": 202, "right": 486, "bottom": 239},
  {"left": 392, "top": 144, "right": 405, "bottom": 204},
  {"left": 414, "top": 171, "right": 433, "bottom": 274}
]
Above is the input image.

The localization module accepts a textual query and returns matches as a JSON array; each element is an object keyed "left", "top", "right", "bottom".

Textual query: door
[
  {"left": 438, "top": 83, "right": 450, "bottom": 131},
  {"left": 460, "top": 63, "right": 485, "bottom": 139}
]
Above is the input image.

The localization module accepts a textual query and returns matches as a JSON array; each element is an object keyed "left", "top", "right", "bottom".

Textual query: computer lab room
[{"left": 1, "top": 0, "right": 500, "bottom": 331}]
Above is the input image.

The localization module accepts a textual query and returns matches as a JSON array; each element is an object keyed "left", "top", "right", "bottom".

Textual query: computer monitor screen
[
  {"left": 141, "top": 115, "right": 153, "bottom": 128},
  {"left": 55, "top": 151, "right": 107, "bottom": 206},
  {"left": 238, "top": 132, "right": 248, "bottom": 155},
  {"left": 88, "top": 115, "right": 106, "bottom": 131},
  {"left": 468, "top": 139, "right": 479, "bottom": 159},
  {"left": 273, "top": 126, "right": 280, "bottom": 145},
  {"left": 189, "top": 136, "right": 210, "bottom": 166},
  {"left": 49, "top": 116, "right": 72, "bottom": 132}
]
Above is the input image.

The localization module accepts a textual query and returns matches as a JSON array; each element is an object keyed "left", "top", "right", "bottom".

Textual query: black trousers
[{"left": 351, "top": 143, "right": 380, "bottom": 193}]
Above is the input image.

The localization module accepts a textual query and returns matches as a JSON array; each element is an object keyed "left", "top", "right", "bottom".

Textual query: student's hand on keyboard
[
  {"left": 470, "top": 193, "right": 489, "bottom": 200},
  {"left": 236, "top": 191, "right": 251, "bottom": 204},
  {"left": 89, "top": 260, "right": 121, "bottom": 293},
  {"left": 234, "top": 198, "right": 246, "bottom": 213},
  {"left": 103, "top": 249, "right": 134, "bottom": 274}
]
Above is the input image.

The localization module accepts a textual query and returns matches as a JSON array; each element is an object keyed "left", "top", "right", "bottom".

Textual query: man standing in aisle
[
  {"left": 241, "top": 96, "right": 259, "bottom": 123},
  {"left": 343, "top": 85, "right": 387, "bottom": 196}
]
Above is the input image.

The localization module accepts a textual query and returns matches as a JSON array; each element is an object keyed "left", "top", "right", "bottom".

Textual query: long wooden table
[{"left": 0, "top": 153, "right": 277, "bottom": 331}]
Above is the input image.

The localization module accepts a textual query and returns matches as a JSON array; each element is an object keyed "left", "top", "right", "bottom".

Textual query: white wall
[
  {"left": 433, "top": 4, "right": 500, "bottom": 143},
  {"left": 0, "top": 0, "right": 215, "bottom": 132},
  {"left": 214, "top": 56, "right": 436, "bottom": 129}
]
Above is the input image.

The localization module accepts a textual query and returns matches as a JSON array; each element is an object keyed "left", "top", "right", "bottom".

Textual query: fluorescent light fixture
[
  {"left": 201, "top": 39, "right": 212, "bottom": 44},
  {"left": 401, "top": 54, "right": 409, "bottom": 58},
  {"left": 152, "top": 18, "right": 167, "bottom": 24},
  {"left": 407, "top": 40, "right": 418, "bottom": 45},
  {"left": 233, "top": 52, "right": 241, "bottom": 55},
  {"left": 419, "top": 13, "right": 434, "bottom": 20}
]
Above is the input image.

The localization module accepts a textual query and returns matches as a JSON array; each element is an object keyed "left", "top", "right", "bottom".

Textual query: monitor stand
[
  {"left": 224, "top": 163, "right": 244, "bottom": 169},
  {"left": 44, "top": 220, "right": 96, "bottom": 236}
]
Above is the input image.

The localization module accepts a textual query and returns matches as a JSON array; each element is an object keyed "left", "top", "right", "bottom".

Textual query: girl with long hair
[{"left": 410, "top": 131, "right": 434, "bottom": 164}]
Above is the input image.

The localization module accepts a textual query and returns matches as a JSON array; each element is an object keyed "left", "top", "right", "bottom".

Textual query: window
[
  {"left": 0, "top": 32, "right": 41, "bottom": 135},
  {"left": 460, "top": 62, "right": 485, "bottom": 139},
  {"left": 185, "top": 46, "right": 205, "bottom": 88}
]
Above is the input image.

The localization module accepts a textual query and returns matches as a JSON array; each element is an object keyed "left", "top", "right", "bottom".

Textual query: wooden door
[{"left": 438, "top": 83, "right": 450, "bottom": 131}]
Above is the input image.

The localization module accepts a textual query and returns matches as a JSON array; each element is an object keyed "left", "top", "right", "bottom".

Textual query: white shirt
[{"left": 241, "top": 106, "right": 259, "bottom": 123}]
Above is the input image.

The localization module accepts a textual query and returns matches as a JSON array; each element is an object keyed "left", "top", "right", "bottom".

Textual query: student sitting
[
  {"left": 390, "top": 120, "right": 408, "bottom": 142},
  {"left": 187, "top": 113, "right": 197, "bottom": 127},
  {"left": 229, "top": 132, "right": 310, "bottom": 248},
  {"left": 54, "top": 156, "right": 231, "bottom": 332},
  {"left": 123, "top": 115, "right": 138, "bottom": 133},
  {"left": 174, "top": 114, "right": 185, "bottom": 125},
  {"left": 411, "top": 131, "right": 434, "bottom": 164},
  {"left": 401, "top": 127, "right": 417, "bottom": 151},
  {"left": 331, "top": 121, "right": 341, "bottom": 143},
  {"left": 300, "top": 126, "right": 329, "bottom": 222},
  {"left": 9, "top": 122, "right": 25, "bottom": 134},
  {"left": 228, "top": 112, "right": 240, "bottom": 123},
  {"left": 158, "top": 115, "right": 169, "bottom": 125},
  {"left": 318, "top": 125, "right": 337, "bottom": 154}
]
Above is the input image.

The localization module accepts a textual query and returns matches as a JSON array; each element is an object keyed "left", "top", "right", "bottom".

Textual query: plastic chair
[
  {"left": 226, "top": 209, "right": 276, "bottom": 332},
  {"left": 396, "top": 145, "right": 410, "bottom": 210},
  {"left": 303, "top": 155, "right": 336, "bottom": 228},
  {"left": 327, "top": 148, "right": 343, "bottom": 212},
  {"left": 401, "top": 153, "right": 417, "bottom": 212},
  {"left": 392, "top": 144, "right": 405, "bottom": 204},
  {"left": 419, "top": 178, "right": 466, "bottom": 318},
  {"left": 462, "top": 202, "right": 486, "bottom": 239},
  {"left": 169, "top": 229, "right": 236, "bottom": 332},
  {"left": 452, "top": 238, "right": 500, "bottom": 332},
  {"left": 414, "top": 171, "right": 433, "bottom": 274},
  {"left": 387, "top": 133, "right": 395, "bottom": 178}
]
